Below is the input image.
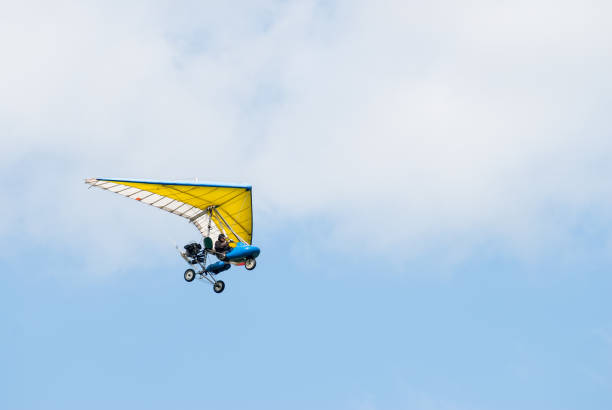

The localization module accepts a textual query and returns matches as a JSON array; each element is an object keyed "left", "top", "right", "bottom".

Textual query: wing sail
[{"left": 85, "top": 178, "right": 253, "bottom": 244}]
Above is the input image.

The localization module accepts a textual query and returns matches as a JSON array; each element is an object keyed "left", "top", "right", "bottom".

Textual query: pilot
[{"left": 215, "top": 234, "right": 233, "bottom": 255}]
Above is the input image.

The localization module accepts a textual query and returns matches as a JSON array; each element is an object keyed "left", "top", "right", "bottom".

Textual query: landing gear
[
  {"left": 213, "top": 280, "right": 225, "bottom": 293},
  {"left": 180, "top": 247, "right": 226, "bottom": 293},
  {"left": 186, "top": 269, "right": 226, "bottom": 294},
  {"left": 196, "top": 272, "right": 226, "bottom": 294},
  {"left": 184, "top": 269, "right": 195, "bottom": 282},
  {"left": 245, "top": 258, "right": 256, "bottom": 270},
  {"left": 179, "top": 242, "right": 260, "bottom": 293}
]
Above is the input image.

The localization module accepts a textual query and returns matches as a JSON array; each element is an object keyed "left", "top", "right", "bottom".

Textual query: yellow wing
[{"left": 85, "top": 178, "right": 253, "bottom": 244}]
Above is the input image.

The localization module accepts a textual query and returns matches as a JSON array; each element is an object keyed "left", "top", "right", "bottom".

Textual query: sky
[{"left": 1, "top": 1, "right": 611, "bottom": 409}]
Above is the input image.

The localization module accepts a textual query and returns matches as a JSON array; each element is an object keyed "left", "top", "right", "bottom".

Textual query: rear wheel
[
  {"left": 184, "top": 269, "right": 195, "bottom": 282},
  {"left": 245, "top": 258, "right": 256, "bottom": 270},
  {"left": 213, "top": 280, "right": 225, "bottom": 293}
]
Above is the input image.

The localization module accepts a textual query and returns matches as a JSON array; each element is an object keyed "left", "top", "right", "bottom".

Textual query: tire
[
  {"left": 245, "top": 258, "right": 256, "bottom": 270},
  {"left": 184, "top": 269, "right": 195, "bottom": 282},
  {"left": 213, "top": 280, "right": 225, "bottom": 293}
]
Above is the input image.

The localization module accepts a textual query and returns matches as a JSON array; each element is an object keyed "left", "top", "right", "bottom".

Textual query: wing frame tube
[{"left": 213, "top": 207, "right": 247, "bottom": 244}]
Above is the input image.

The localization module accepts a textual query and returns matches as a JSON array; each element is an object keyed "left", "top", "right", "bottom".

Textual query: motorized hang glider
[{"left": 85, "top": 178, "right": 261, "bottom": 293}]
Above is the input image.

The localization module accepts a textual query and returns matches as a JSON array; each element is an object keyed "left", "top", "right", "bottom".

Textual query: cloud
[{"left": 1, "top": 0, "right": 611, "bottom": 274}]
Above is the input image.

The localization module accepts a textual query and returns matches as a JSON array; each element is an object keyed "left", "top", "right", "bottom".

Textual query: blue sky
[{"left": 1, "top": 1, "right": 612, "bottom": 409}]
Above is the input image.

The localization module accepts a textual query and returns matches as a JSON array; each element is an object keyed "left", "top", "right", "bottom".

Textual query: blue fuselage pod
[
  {"left": 225, "top": 242, "right": 261, "bottom": 262},
  {"left": 206, "top": 261, "right": 231, "bottom": 274}
]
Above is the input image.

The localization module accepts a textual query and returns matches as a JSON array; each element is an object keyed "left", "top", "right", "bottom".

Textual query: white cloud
[{"left": 1, "top": 0, "right": 611, "bottom": 273}]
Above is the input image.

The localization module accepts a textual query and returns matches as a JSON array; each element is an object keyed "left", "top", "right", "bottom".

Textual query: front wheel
[
  {"left": 245, "top": 258, "right": 256, "bottom": 270},
  {"left": 213, "top": 280, "right": 225, "bottom": 293},
  {"left": 184, "top": 269, "right": 195, "bottom": 282}
]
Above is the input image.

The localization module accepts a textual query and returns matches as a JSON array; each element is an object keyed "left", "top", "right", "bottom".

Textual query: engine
[{"left": 184, "top": 242, "right": 202, "bottom": 258}]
